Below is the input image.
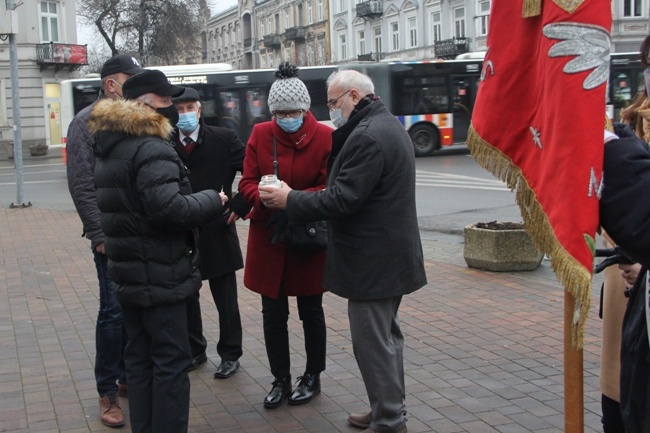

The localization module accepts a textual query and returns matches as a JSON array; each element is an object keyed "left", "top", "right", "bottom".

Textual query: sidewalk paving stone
[{"left": 0, "top": 206, "right": 606, "bottom": 432}]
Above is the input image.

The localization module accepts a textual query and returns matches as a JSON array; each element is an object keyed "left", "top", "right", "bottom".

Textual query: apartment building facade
[
  {"left": 207, "top": 0, "right": 649, "bottom": 69},
  {"left": 205, "top": 0, "right": 331, "bottom": 68},
  {"left": 0, "top": 0, "right": 85, "bottom": 155}
]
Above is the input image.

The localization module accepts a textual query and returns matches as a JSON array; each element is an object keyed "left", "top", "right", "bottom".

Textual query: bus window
[
  {"left": 219, "top": 92, "right": 244, "bottom": 138},
  {"left": 246, "top": 90, "right": 271, "bottom": 126},
  {"left": 613, "top": 73, "right": 632, "bottom": 105}
]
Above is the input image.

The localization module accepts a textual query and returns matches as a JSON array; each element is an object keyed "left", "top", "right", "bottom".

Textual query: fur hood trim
[{"left": 88, "top": 98, "right": 173, "bottom": 140}]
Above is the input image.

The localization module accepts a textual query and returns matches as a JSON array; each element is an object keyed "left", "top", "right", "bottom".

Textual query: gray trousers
[{"left": 349, "top": 296, "right": 406, "bottom": 433}]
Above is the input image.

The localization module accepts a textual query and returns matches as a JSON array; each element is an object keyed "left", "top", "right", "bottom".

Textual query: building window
[
  {"left": 454, "top": 7, "right": 466, "bottom": 38},
  {"left": 339, "top": 0, "right": 346, "bottom": 13},
  {"left": 358, "top": 30, "right": 366, "bottom": 54},
  {"left": 298, "top": 4, "right": 304, "bottom": 26},
  {"left": 391, "top": 22, "right": 399, "bottom": 51},
  {"left": 275, "top": 14, "right": 280, "bottom": 33},
  {"left": 285, "top": 8, "right": 290, "bottom": 29},
  {"left": 260, "top": 51, "right": 266, "bottom": 68},
  {"left": 431, "top": 12, "right": 441, "bottom": 43},
  {"left": 340, "top": 34, "right": 347, "bottom": 60},
  {"left": 40, "top": 1, "right": 59, "bottom": 42},
  {"left": 307, "top": 0, "right": 313, "bottom": 24},
  {"left": 374, "top": 26, "right": 382, "bottom": 54},
  {"left": 285, "top": 46, "right": 291, "bottom": 62},
  {"left": 260, "top": 19, "right": 265, "bottom": 38},
  {"left": 476, "top": 1, "right": 490, "bottom": 36},
  {"left": 623, "top": 0, "right": 643, "bottom": 16},
  {"left": 268, "top": 17, "right": 273, "bottom": 34},
  {"left": 408, "top": 17, "right": 417, "bottom": 48},
  {"left": 317, "top": 0, "right": 323, "bottom": 21}
]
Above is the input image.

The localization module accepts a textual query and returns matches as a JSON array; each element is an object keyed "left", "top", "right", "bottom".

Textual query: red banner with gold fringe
[{"left": 468, "top": 0, "right": 611, "bottom": 348}]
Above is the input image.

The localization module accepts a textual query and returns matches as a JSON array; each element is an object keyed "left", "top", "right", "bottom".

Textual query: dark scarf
[{"left": 349, "top": 94, "right": 380, "bottom": 120}]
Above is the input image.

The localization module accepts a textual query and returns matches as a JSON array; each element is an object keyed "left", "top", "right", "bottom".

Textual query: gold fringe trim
[
  {"left": 523, "top": 0, "right": 542, "bottom": 17},
  {"left": 467, "top": 125, "right": 591, "bottom": 349},
  {"left": 552, "top": 0, "right": 586, "bottom": 14}
]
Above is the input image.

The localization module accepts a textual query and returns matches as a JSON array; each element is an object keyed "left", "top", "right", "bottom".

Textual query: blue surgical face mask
[
  {"left": 176, "top": 111, "right": 199, "bottom": 133},
  {"left": 276, "top": 115, "right": 303, "bottom": 133}
]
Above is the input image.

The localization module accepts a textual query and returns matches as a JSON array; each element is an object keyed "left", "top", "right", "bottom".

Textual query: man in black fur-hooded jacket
[{"left": 89, "top": 69, "right": 227, "bottom": 433}]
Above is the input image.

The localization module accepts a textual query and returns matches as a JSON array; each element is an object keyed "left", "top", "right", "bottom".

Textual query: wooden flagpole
[{"left": 564, "top": 290, "right": 583, "bottom": 433}]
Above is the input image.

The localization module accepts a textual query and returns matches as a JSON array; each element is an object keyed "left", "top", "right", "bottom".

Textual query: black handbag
[{"left": 272, "top": 137, "right": 327, "bottom": 252}]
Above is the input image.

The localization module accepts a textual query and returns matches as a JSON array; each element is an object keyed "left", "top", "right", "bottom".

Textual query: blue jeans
[{"left": 93, "top": 250, "right": 126, "bottom": 396}]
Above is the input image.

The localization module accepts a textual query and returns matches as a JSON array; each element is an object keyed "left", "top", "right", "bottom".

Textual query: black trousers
[
  {"left": 122, "top": 301, "right": 191, "bottom": 433},
  {"left": 186, "top": 272, "right": 243, "bottom": 361},
  {"left": 602, "top": 394, "right": 626, "bottom": 433},
  {"left": 261, "top": 292, "right": 326, "bottom": 379}
]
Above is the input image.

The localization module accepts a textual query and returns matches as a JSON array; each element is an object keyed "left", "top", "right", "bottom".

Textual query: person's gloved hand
[{"left": 265, "top": 210, "right": 289, "bottom": 245}]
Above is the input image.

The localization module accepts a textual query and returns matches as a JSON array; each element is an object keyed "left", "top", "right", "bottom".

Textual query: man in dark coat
[
  {"left": 90, "top": 69, "right": 228, "bottom": 433},
  {"left": 171, "top": 87, "right": 250, "bottom": 378},
  {"left": 261, "top": 69, "right": 427, "bottom": 433},
  {"left": 600, "top": 123, "right": 650, "bottom": 433},
  {"left": 66, "top": 53, "right": 144, "bottom": 428}
]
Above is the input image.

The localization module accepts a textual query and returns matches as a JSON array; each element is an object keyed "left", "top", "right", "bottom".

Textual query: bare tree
[{"left": 76, "top": 0, "right": 202, "bottom": 65}]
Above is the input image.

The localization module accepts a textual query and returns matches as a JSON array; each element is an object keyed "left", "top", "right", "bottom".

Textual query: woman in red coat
[{"left": 238, "top": 63, "right": 332, "bottom": 409}]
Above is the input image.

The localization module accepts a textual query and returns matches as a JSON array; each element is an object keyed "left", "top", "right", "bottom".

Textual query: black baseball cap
[
  {"left": 100, "top": 54, "right": 145, "bottom": 78},
  {"left": 122, "top": 70, "right": 184, "bottom": 100},
  {"left": 172, "top": 87, "right": 201, "bottom": 103}
]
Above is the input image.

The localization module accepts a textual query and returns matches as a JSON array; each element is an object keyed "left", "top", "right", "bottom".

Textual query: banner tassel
[
  {"left": 467, "top": 125, "right": 591, "bottom": 349},
  {"left": 523, "top": 0, "right": 542, "bottom": 17}
]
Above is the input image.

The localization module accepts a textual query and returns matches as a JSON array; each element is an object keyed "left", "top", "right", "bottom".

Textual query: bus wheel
[{"left": 409, "top": 124, "right": 440, "bottom": 157}]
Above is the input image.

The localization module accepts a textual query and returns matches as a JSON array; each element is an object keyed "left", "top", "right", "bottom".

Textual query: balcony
[
  {"left": 356, "top": 1, "right": 383, "bottom": 19},
  {"left": 285, "top": 26, "right": 306, "bottom": 41},
  {"left": 262, "top": 34, "right": 282, "bottom": 48},
  {"left": 244, "top": 37, "right": 252, "bottom": 48},
  {"left": 36, "top": 43, "right": 88, "bottom": 72},
  {"left": 357, "top": 52, "right": 385, "bottom": 62},
  {"left": 434, "top": 37, "right": 471, "bottom": 60}
]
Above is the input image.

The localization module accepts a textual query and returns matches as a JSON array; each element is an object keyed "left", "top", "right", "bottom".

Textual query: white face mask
[{"left": 329, "top": 92, "right": 350, "bottom": 129}]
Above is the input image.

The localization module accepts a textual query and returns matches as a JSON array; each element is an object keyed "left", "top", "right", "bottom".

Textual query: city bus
[
  {"left": 60, "top": 63, "right": 335, "bottom": 148},
  {"left": 344, "top": 57, "right": 483, "bottom": 156},
  {"left": 61, "top": 53, "right": 640, "bottom": 158}
]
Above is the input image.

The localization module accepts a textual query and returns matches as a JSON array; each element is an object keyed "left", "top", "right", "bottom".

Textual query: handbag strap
[{"left": 273, "top": 136, "right": 278, "bottom": 177}]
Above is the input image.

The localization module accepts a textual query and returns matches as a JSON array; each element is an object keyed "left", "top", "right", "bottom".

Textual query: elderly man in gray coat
[{"left": 261, "top": 69, "right": 427, "bottom": 433}]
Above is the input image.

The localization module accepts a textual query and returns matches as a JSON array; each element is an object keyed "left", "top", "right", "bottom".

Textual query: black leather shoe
[
  {"left": 213, "top": 360, "right": 240, "bottom": 379},
  {"left": 188, "top": 352, "right": 207, "bottom": 372},
  {"left": 263, "top": 376, "right": 291, "bottom": 409},
  {"left": 288, "top": 373, "right": 320, "bottom": 405}
]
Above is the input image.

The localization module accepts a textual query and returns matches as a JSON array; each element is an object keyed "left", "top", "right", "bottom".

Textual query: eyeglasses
[
  {"left": 327, "top": 90, "right": 351, "bottom": 109},
  {"left": 273, "top": 110, "right": 303, "bottom": 119}
]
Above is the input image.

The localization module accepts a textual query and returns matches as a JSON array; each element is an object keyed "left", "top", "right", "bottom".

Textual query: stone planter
[
  {"left": 463, "top": 221, "right": 544, "bottom": 271},
  {"left": 29, "top": 143, "right": 48, "bottom": 157}
]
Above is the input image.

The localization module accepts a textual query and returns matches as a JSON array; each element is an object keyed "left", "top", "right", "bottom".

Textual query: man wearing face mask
[
  {"left": 260, "top": 69, "right": 426, "bottom": 433},
  {"left": 66, "top": 53, "right": 144, "bottom": 428},
  {"left": 89, "top": 69, "right": 228, "bottom": 433},
  {"left": 170, "top": 87, "right": 251, "bottom": 379}
]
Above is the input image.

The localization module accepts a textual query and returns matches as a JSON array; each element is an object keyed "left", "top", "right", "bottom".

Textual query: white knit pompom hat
[{"left": 267, "top": 62, "right": 311, "bottom": 113}]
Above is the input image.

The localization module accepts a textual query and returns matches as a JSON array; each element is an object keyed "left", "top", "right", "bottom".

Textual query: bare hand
[
  {"left": 95, "top": 243, "right": 105, "bottom": 254},
  {"left": 259, "top": 181, "right": 292, "bottom": 209},
  {"left": 226, "top": 212, "right": 239, "bottom": 225},
  {"left": 219, "top": 192, "right": 229, "bottom": 206},
  {"left": 619, "top": 263, "right": 642, "bottom": 287}
]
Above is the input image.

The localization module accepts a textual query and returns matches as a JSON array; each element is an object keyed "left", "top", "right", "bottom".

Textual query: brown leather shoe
[
  {"left": 348, "top": 412, "right": 372, "bottom": 429},
  {"left": 99, "top": 395, "right": 125, "bottom": 428}
]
